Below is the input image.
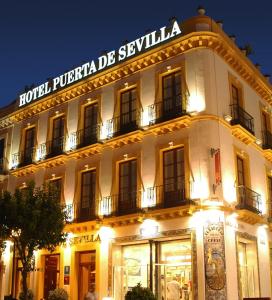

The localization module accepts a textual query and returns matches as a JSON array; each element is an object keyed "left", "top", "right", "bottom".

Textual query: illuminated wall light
[
  {"left": 99, "top": 226, "right": 114, "bottom": 241},
  {"left": 84, "top": 164, "right": 89, "bottom": 170},
  {"left": 168, "top": 141, "right": 174, "bottom": 148},
  {"left": 188, "top": 92, "right": 205, "bottom": 113},
  {"left": 140, "top": 219, "right": 159, "bottom": 237},
  {"left": 224, "top": 115, "right": 232, "bottom": 122},
  {"left": 255, "top": 138, "right": 262, "bottom": 146},
  {"left": 51, "top": 173, "right": 55, "bottom": 179},
  {"left": 124, "top": 82, "right": 129, "bottom": 88},
  {"left": 27, "top": 122, "right": 31, "bottom": 127},
  {"left": 55, "top": 110, "right": 59, "bottom": 115},
  {"left": 167, "top": 65, "right": 172, "bottom": 71},
  {"left": 123, "top": 154, "right": 128, "bottom": 160}
]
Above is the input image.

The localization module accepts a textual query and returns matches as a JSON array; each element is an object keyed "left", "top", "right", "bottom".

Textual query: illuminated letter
[
  {"left": 135, "top": 36, "right": 145, "bottom": 53},
  {"left": 98, "top": 55, "right": 107, "bottom": 71},
  {"left": 127, "top": 41, "right": 136, "bottom": 57},
  {"left": 44, "top": 82, "right": 52, "bottom": 94},
  {"left": 32, "top": 86, "right": 39, "bottom": 100},
  {"left": 107, "top": 50, "right": 116, "bottom": 66},
  {"left": 145, "top": 32, "right": 155, "bottom": 49},
  {"left": 38, "top": 84, "right": 45, "bottom": 98},
  {"left": 67, "top": 70, "right": 75, "bottom": 85},
  {"left": 150, "top": 31, "right": 161, "bottom": 47},
  {"left": 25, "top": 90, "right": 33, "bottom": 103},
  {"left": 88, "top": 60, "right": 97, "bottom": 75},
  {"left": 53, "top": 76, "right": 60, "bottom": 91},
  {"left": 118, "top": 45, "right": 127, "bottom": 61},
  {"left": 170, "top": 20, "right": 181, "bottom": 37},
  {"left": 74, "top": 67, "right": 83, "bottom": 81},
  {"left": 19, "top": 93, "right": 26, "bottom": 107},
  {"left": 81, "top": 62, "right": 90, "bottom": 77},
  {"left": 160, "top": 26, "right": 170, "bottom": 41}
]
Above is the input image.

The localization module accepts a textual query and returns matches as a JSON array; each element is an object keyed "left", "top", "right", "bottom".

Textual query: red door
[{"left": 44, "top": 255, "right": 59, "bottom": 299}]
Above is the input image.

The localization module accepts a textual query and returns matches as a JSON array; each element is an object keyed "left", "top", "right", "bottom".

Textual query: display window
[
  {"left": 237, "top": 238, "right": 260, "bottom": 298},
  {"left": 114, "top": 238, "right": 192, "bottom": 300}
]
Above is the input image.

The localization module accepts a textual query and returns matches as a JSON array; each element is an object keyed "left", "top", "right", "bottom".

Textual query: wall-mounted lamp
[
  {"left": 168, "top": 141, "right": 174, "bottom": 148},
  {"left": 124, "top": 82, "right": 129, "bottom": 88},
  {"left": 84, "top": 164, "right": 89, "bottom": 170},
  {"left": 224, "top": 115, "right": 232, "bottom": 122},
  {"left": 123, "top": 154, "right": 128, "bottom": 160},
  {"left": 167, "top": 66, "right": 171, "bottom": 71},
  {"left": 55, "top": 111, "right": 59, "bottom": 115},
  {"left": 255, "top": 138, "right": 262, "bottom": 146}
]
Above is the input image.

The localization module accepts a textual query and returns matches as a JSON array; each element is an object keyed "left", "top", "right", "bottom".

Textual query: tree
[
  {"left": 125, "top": 283, "right": 156, "bottom": 300},
  {"left": 0, "top": 182, "right": 67, "bottom": 300}
]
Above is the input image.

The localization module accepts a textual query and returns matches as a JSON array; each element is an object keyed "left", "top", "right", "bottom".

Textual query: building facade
[{"left": 0, "top": 10, "right": 272, "bottom": 300}]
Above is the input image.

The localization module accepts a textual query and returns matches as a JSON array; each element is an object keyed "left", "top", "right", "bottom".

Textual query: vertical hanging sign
[
  {"left": 203, "top": 222, "right": 227, "bottom": 300},
  {"left": 214, "top": 150, "right": 222, "bottom": 185}
]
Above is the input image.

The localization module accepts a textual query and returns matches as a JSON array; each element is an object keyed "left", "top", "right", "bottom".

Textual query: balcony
[
  {"left": 262, "top": 130, "right": 272, "bottom": 149},
  {"left": 106, "top": 109, "right": 142, "bottom": 138},
  {"left": 145, "top": 183, "right": 192, "bottom": 210},
  {"left": 40, "top": 136, "right": 66, "bottom": 159},
  {"left": 101, "top": 190, "right": 142, "bottom": 217},
  {"left": 148, "top": 97, "right": 187, "bottom": 125},
  {"left": 70, "top": 125, "right": 100, "bottom": 149},
  {"left": 230, "top": 104, "right": 254, "bottom": 135},
  {"left": 236, "top": 185, "right": 261, "bottom": 215},
  {"left": 12, "top": 148, "right": 36, "bottom": 168},
  {"left": 75, "top": 199, "right": 98, "bottom": 223}
]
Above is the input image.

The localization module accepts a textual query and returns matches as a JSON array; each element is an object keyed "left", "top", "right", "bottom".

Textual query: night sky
[{"left": 0, "top": 0, "right": 271, "bottom": 108}]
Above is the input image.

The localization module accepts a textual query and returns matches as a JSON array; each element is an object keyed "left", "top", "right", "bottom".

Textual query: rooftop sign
[{"left": 19, "top": 21, "right": 182, "bottom": 108}]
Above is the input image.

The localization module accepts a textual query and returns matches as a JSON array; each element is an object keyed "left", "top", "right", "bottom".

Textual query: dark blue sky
[{"left": 0, "top": 0, "right": 271, "bottom": 108}]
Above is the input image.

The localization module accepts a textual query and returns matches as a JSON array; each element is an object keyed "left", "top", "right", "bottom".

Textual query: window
[
  {"left": 231, "top": 84, "right": 241, "bottom": 106},
  {"left": 262, "top": 111, "right": 272, "bottom": 149},
  {"left": 23, "top": 127, "right": 35, "bottom": 164},
  {"left": 118, "top": 159, "right": 137, "bottom": 214},
  {"left": 79, "top": 170, "right": 96, "bottom": 221},
  {"left": 49, "top": 178, "right": 62, "bottom": 203},
  {"left": 268, "top": 176, "right": 272, "bottom": 218},
  {"left": 120, "top": 88, "right": 137, "bottom": 132},
  {"left": 82, "top": 103, "right": 98, "bottom": 146},
  {"left": 162, "top": 71, "right": 182, "bottom": 117},
  {"left": 237, "top": 238, "right": 260, "bottom": 298},
  {"left": 0, "top": 138, "right": 5, "bottom": 171},
  {"left": 163, "top": 147, "right": 185, "bottom": 207},
  {"left": 50, "top": 116, "right": 65, "bottom": 155},
  {"left": 237, "top": 156, "right": 245, "bottom": 187}
]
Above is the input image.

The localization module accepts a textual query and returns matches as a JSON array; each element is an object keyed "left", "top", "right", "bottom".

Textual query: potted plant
[
  {"left": 48, "top": 288, "right": 68, "bottom": 300},
  {"left": 125, "top": 283, "right": 156, "bottom": 300},
  {"left": 19, "top": 290, "right": 34, "bottom": 300}
]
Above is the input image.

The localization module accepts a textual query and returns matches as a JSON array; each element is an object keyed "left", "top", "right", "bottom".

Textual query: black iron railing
[
  {"left": 106, "top": 109, "right": 141, "bottom": 137},
  {"left": 146, "top": 183, "right": 191, "bottom": 209},
  {"left": 12, "top": 148, "right": 36, "bottom": 167},
  {"left": 236, "top": 185, "right": 261, "bottom": 214},
  {"left": 230, "top": 104, "right": 254, "bottom": 135},
  {"left": 75, "top": 198, "right": 99, "bottom": 223},
  {"left": 262, "top": 130, "right": 272, "bottom": 149},
  {"left": 70, "top": 125, "right": 100, "bottom": 149},
  {"left": 101, "top": 190, "right": 142, "bottom": 216},
  {"left": 40, "top": 136, "right": 66, "bottom": 158},
  {"left": 148, "top": 97, "right": 187, "bottom": 125}
]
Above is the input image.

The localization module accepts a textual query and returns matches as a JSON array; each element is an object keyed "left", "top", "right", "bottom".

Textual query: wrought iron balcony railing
[
  {"left": 230, "top": 104, "right": 254, "bottom": 135},
  {"left": 145, "top": 183, "right": 192, "bottom": 210},
  {"left": 262, "top": 130, "right": 272, "bottom": 149},
  {"left": 106, "top": 109, "right": 142, "bottom": 138},
  {"left": 148, "top": 97, "right": 187, "bottom": 125},
  {"left": 74, "top": 198, "right": 99, "bottom": 223},
  {"left": 100, "top": 190, "right": 142, "bottom": 217},
  {"left": 40, "top": 136, "right": 66, "bottom": 159},
  {"left": 236, "top": 185, "right": 261, "bottom": 215},
  {"left": 12, "top": 148, "right": 36, "bottom": 168},
  {"left": 70, "top": 125, "right": 100, "bottom": 150}
]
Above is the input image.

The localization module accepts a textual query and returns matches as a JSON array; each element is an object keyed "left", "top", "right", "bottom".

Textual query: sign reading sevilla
[{"left": 19, "top": 21, "right": 182, "bottom": 108}]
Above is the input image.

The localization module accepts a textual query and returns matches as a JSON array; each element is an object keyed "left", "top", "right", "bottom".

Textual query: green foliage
[
  {"left": 48, "top": 288, "right": 68, "bottom": 300},
  {"left": 19, "top": 289, "right": 34, "bottom": 300},
  {"left": 125, "top": 283, "right": 156, "bottom": 300},
  {"left": 0, "top": 181, "right": 68, "bottom": 299}
]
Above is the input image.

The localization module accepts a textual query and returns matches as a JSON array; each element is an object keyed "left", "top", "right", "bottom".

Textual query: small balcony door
[
  {"left": 23, "top": 127, "right": 35, "bottom": 164},
  {"left": 163, "top": 147, "right": 185, "bottom": 207},
  {"left": 51, "top": 116, "right": 65, "bottom": 154},
  {"left": 120, "top": 88, "right": 137, "bottom": 132},
  {"left": 83, "top": 104, "right": 98, "bottom": 145}
]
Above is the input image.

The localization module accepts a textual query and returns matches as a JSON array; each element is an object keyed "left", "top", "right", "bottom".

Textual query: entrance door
[
  {"left": 44, "top": 255, "right": 59, "bottom": 299},
  {"left": 78, "top": 251, "right": 96, "bottom": 300}
]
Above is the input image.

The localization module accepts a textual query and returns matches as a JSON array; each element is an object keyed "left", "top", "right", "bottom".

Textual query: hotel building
[{"left": 0, "top": 9, "right": 272, "bottom": 300}]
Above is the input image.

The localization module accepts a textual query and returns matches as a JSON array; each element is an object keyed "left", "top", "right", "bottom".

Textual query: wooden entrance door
[
  {"left": 44, "top": 255, "right": 59, "bottom": 299},
  {"left": 78, "top": 251, "right": 96, "bottom": 300}
]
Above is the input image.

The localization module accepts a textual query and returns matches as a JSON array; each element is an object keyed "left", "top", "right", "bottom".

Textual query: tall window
[
  {"left": 51, "top": 116, "right": 65, "bottom": 154},
  {"left": 231, "top": 85, "right": 241, "bottom": 106},
  {"left": 119, "top": 159, "right": 137, "bottom": 214},
  {"left": 23, "top": 127, "right": 35, "bottom": 164},
  {"left": 162, "top": 71, "right": 182, "bottom": 117},
  {"left": 237, "top": 156, "right": 245, "bottom": 187},
  {"left": 0, "top": 139, "right": 5, "bottom": 171},
  {"left": 163, "top": 147, "right": 185, "bottom": 207},
  {"left": 83, "top": 104, "right": 98, "bottom": 145},
  {"left": 268, "top": 176, "right": 272, "bottom": 218},
  {"left": 80, "top": 170, "right": 96, "bottom": 221},
  {"left": 120, "top": 88, "right": 137, "bottom": 131},
  {"left": 49, "top": 178, "right": 62, "bottom": 202}
]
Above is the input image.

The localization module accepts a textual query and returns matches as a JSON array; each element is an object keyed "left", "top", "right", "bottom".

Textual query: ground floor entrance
[
  {"left": 78, "top": 251, "right": 96, "bottom": 300},
  {"left": 44, "top": 254, "right": 60, "bottom": 299},
  {"left": 113, "top": 238, "right": 192, "bottom": 300}
]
